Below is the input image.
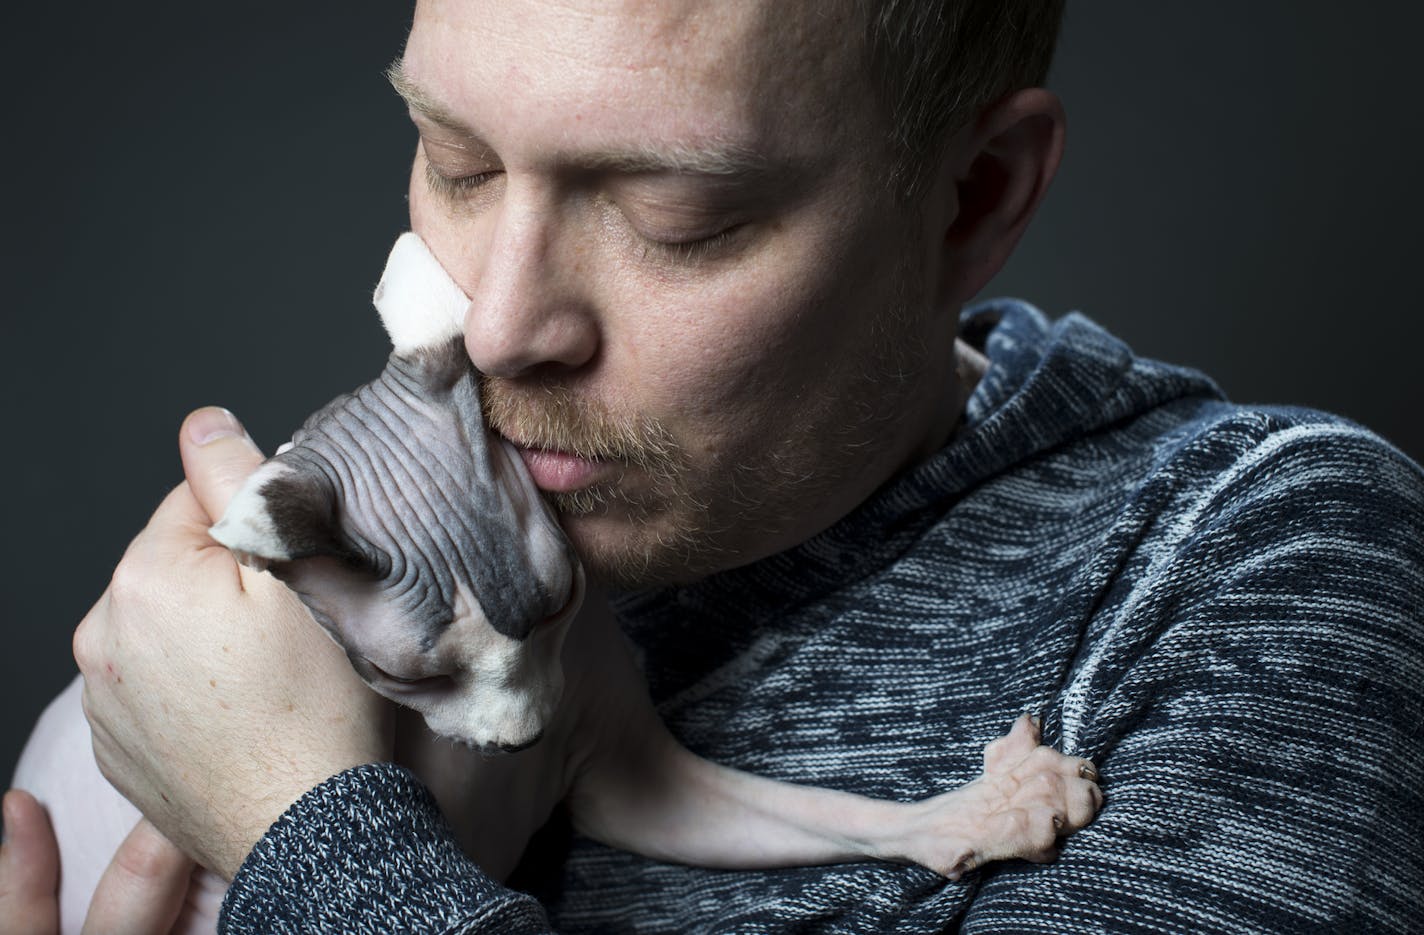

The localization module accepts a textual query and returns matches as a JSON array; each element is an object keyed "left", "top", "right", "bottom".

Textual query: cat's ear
[
  {"left": 208, "top": 460, "right": 341, "bottom": 570},
  {"left": 372, "top": 232, "right": 470, "bottom": 358}
]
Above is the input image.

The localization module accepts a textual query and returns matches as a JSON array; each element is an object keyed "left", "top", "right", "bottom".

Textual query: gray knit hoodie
[{"left": 221, "top": 300, "right": 1424, "bottom": 934}]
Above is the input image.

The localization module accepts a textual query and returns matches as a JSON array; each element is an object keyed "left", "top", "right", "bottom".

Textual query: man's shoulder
[
  {"left": 954, "top": 389, "right": 1423, "bottom": 547},
  {"left": 1066, "top": 401, "right": 1424, "bottom": 665},
  {"left": 923, "top": 396, "right": 1424, "bottom": 662},
  {"left": 1114, "top": 400, "right": 1424, "bottom": 523},
  {"left": 902, "top": 393, "right": 1423, "bottom": 608}
]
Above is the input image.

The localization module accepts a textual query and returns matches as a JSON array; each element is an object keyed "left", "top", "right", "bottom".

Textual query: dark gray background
[{"left": 5, "top": 4, "right": 1421, "bottom": 790}]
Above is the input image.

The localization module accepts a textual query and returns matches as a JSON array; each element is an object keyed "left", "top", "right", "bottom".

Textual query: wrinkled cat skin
[{"left": 211, "top": 235, "right": 581, "bottom": 752}]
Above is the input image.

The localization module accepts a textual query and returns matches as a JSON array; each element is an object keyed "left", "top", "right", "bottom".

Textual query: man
[{"left": 4, "top": 0, "right": 1423, "bottom": 931}]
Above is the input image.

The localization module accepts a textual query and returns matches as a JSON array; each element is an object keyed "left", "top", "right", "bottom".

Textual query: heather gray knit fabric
[{"left": 219, "top": 300, "right": 1424, "bottom": 934}]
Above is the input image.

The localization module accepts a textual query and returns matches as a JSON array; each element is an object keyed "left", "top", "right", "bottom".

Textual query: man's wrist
[
  {"left": 212, "top": 756, "right": 389, "bottom": 880},
  {"left": 218, "top": 763, "right": 548, "bottom": 933}
]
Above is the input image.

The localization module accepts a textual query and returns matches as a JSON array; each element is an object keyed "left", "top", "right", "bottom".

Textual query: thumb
[
  {"left": 0, "top": 790, "right": 59, "bottom": 935},
  {"left": 179, "top": 407, "right": 267, "bottom": 525},
  {"left": 81, "top": 818, "right": 193, "bottom": 935}
]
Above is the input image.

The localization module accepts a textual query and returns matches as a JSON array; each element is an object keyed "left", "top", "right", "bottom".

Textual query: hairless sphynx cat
[{"left": 14, "top": 234, "right": 1102, "bottom": 933}]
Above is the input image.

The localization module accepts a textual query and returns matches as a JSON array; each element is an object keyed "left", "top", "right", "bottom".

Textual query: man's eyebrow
[
  {"left": 582, "top": 142, "right": 777, "bottom": 178},
  {"left": 385, "top": 58, "right": 775, "bottom": 180},
  {"left": 386, "top": 58, "right": 474, "bottom": 136}
]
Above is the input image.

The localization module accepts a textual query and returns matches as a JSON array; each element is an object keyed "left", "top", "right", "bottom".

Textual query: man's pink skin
[
  {"left": 404, "top": 0, "right": 1064, "bottom": 586},
  {"left": 68, "top": 408, "right": 391, "bottom": 881}
]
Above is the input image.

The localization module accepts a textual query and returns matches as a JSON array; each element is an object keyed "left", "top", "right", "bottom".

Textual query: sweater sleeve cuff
[{"left": 217, "top": 762, "right": 550, "bottom": 934}]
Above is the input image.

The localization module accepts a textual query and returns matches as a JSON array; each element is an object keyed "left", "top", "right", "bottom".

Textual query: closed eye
[
  {"left": 641, "top": 224, "right": 746, "bottom": 265},
  {"left": 368, "top": 660, "right": 424, "bottom": 684},
  {"left": 425, "top": 162, "right": 503, "bottom": 201},
  {"left": 360, "top": 655, "right": 455, "bottom": 692}
]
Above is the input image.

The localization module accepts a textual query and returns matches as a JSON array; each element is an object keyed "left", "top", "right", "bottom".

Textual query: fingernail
[{"left": 188, "top": 407, "right": 243, "bottom": 446}]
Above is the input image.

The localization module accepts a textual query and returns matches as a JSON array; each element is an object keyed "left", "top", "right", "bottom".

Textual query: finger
[
  {"left": 0, "top": 790, "right": 60, "bottom": 935},
  {"left": 178, "top": 407, "right": 266, "bottom": 524},
  {"left": 94, "top": 409, "right": 265, "bottom": 568},
  {"left": 82, "top": 818, "right": 193, "bottom": 935}
]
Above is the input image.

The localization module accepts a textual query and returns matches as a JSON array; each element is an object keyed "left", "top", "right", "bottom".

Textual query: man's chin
[
  {"left": 546, "top": 483, "right": 631, "bottom": 519},
  {"left": 557, "top": 505, "right": 715, "bottom": 591}
]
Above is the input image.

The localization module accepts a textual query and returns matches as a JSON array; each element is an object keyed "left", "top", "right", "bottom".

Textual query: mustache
[{"left": 479, "top": 375, "right": 681, "bottom": 473}]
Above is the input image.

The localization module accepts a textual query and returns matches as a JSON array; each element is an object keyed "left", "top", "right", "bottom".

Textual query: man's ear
[
  {"left": 208, "top": 461, "right": 342, "bottom": 570},
  {"left": 926, "top": 87, "right": 1066, "bottom": 309}
]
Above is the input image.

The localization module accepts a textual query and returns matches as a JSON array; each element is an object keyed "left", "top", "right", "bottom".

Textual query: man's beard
[
  {"left": 478, "top": 253, "right": 933, "bottom": 591},
  {"left": 480, "top": 376, "right": 717, "bottom": 587}
]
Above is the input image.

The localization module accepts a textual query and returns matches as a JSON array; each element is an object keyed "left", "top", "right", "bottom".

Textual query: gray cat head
[{"left": 211, "top": 233, "right": 581, "bottom": 752}]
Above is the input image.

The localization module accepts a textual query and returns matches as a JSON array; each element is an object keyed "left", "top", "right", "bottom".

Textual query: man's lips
[{"left": 515, "top": 445, "right": 610, "bottom": 493}]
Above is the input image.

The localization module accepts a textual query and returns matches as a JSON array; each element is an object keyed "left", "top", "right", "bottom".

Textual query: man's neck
[{"left": 910, "top": 337, "right": 988, "bottom": 467}]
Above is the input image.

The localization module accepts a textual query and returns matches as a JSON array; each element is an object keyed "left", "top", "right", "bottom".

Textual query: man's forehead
[
  {"left": 390, "top": 58, "right": 785, "bottom": 180},
  {"left": 403, "top": 0, "right": 871, "bottom": 163},
  {"left": 409, "top": 0, "right": 854, "bottom": 65}
]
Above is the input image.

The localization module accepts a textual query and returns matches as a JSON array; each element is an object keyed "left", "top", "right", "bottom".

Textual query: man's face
[{"left": 401, "top": 0, "right": 959, "bottom": 587}]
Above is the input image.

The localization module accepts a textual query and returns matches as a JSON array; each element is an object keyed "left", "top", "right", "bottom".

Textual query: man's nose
[{"left": 461, "top": 193, "right": 599, "bottom": 378}]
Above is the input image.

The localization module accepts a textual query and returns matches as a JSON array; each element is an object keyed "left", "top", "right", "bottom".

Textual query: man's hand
[
  {"left": 72, "top": 407, "right": 393, "bottom": 879},
  {"left": 0, "top": 789, "right": 192, "bottom": 934}
]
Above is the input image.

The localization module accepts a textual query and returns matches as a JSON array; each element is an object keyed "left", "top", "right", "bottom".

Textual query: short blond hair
[{"left": 862, "top": 0, "right": 1065, "bottom": 195}]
